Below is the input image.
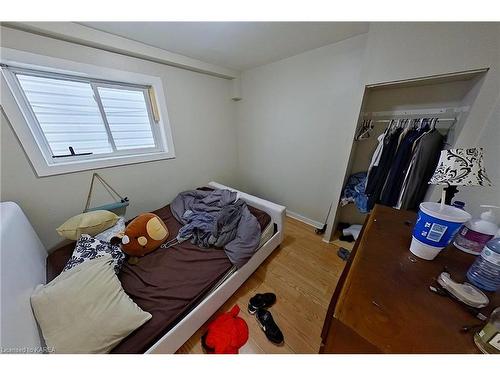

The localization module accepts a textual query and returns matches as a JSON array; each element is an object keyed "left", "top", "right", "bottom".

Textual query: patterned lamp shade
[{"left": 429, "top": 148, "right": 492, "bottom": 186}]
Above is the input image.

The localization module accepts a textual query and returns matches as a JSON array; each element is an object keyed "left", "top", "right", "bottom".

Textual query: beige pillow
[
  {"left": 31, "top": 255, "right": 151, "bottom": 353},
  {"left": 56, "top": 210, "right": 119, "bottom": 240}
]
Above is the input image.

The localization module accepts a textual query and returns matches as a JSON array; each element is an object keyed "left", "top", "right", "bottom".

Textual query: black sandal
[
  {"left": 248, "top": 292, "right": 276, "bottom": 314},
  {"left": 337, "top": 247, "right": 351, "bottom": 261},
  {"left": 255, "top": 308, "right": 284, "bottom": 345}
]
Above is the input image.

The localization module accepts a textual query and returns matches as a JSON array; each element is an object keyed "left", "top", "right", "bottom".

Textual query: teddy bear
[{"left": 116, "top": 213, "right": 169, "bottom": 257}]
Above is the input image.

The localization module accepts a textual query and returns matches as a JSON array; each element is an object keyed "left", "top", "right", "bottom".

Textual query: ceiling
[{"left": 80, "top": 22, "right": 369, "bottom": 71}]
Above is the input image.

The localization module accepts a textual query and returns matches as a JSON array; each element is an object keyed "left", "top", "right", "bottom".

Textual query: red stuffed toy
[{"left": 202, "top": 305, "right": 249, "bottom": 354}]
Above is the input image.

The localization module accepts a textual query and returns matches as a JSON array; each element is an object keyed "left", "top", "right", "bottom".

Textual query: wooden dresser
[{"left": 320, "top": 204, "right": 499, "bottom": 354}]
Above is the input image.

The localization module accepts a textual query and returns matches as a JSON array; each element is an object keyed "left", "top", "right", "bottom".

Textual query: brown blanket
[{"left": 46, "top": 201, "right": 271, "bottom": 354}]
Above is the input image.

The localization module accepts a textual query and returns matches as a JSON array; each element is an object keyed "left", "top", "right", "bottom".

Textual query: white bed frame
[{"left": 0, "top": 182, "right": 286, "bottom": 354}]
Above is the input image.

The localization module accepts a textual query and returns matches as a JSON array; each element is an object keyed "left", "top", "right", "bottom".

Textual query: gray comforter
[{"left": 170, "top": 189, "right": 261, "bottom": 268}]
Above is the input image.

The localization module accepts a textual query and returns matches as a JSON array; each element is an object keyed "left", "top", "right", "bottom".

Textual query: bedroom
[{"left": 1, "top": 0, "right": 500, "bottom": 372}]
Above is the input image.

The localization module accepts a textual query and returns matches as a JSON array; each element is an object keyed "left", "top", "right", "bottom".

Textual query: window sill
[{"left": 34, "top": 151, "right": 176, "bottom": 177}]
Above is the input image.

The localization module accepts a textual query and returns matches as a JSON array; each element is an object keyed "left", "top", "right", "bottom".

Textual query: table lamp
[{"left": 429, "top": 147, "right": 492, "bottom": 209}]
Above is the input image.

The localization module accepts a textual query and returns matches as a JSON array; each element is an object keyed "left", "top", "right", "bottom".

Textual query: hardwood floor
[{"left": 176, "top": 217, "right": 348, "bottom": 354}]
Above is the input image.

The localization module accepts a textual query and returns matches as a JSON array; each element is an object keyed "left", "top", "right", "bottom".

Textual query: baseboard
[{"left": 286, "top": 210, "right": 323, "bottom": 229}]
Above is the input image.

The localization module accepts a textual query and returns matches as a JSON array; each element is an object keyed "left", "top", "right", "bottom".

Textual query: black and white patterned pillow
[{"left": 63, "top": 234, "right": 126, "bottom": 274}]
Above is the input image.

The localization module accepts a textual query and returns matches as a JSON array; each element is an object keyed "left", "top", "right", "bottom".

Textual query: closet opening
[{"left": 328, "top": 68, "right": 489, "bottom": 244}]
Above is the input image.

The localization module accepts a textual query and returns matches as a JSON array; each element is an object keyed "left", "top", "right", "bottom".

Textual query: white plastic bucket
[{"left": 410, "top": 202, "right": 471, "bottom": 260}]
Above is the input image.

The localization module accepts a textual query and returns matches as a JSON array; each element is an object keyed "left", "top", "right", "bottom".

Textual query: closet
[{"left": 335, "top": 69, "right": 488, "bottom": 232}]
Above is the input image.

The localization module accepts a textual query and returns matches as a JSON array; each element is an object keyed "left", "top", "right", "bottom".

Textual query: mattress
[{"left": 46, "top": 200, "right": 272, "bottom": 354}]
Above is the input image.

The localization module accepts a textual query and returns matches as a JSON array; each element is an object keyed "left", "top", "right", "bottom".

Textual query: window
[{"left": 1, "top": 52, "right": 174, "bottom": 176}]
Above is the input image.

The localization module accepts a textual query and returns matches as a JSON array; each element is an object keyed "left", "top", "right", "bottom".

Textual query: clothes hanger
[
  {"left": 354, "top": 120, "right": 364, "bottom": 140},
  {"left": 419, "top": 118, "right": 426, "bottom": 131},
  {"left": 431, "top": 118, "right": 438, "bottom": 130},
  {"left": 417, "top": 118, "right": 424, "bottom": 131},
  {"left": 419, "top": 118, "right": 425, "bottom": 130},
  {"left": 386, "top": 119, "right": 394, "bottom": 134},
  {"left": 396, "top": 119, "right": 403, "bottom": 130},
  {"left": 355, "top": 119, "right": 372, "bottom": 140}
]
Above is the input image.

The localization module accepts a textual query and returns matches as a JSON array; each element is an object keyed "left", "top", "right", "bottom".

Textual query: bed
[{"left": 0, "top": 182, "right": 286, "bottom": 354}]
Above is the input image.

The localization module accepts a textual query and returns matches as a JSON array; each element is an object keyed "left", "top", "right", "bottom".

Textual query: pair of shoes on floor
[{"left": 248, "top": 293, "right": 284, "bottom": 345}]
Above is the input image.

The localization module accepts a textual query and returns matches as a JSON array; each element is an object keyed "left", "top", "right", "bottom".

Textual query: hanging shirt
[
  {"left": 365, "top": 127, "right": 403, "bottom": 211},
  {"left": 365, "top": 132, "right": 386, "bottom": 189},
  {"left": 398, "top": 130, "right": 444, "bottom": 210},
  {"left": 379, "top": 128, "right": 424, "bottom": 207},
  {"left": 395, "top": 125, "right": 435, "bottom": 209}
]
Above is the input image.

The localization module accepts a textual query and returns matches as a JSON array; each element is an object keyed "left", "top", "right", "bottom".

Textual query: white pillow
[
  {"left": 95, "top": 216, "right": 126, "bottom": 242},
  {"left": 31, "top": 255, "right": 151, "bottom": 353}
]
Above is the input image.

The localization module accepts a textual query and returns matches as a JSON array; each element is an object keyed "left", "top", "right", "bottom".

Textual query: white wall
[
  {"left": 235, "top": 34, "right": 367, "bottom": 227},
  {"left": 327, "top": 22, "right": 500, "bottom": 239},
  {"left": 234, "top": 22, "right": 499, "bottom": 240},
  {"left": 457, "top": 92, "right": 500, "bottom": 219},
  {"left": 360, "top": 22, "right": 500, "bottom": 219},
  {"left": 362, "top": 22, "right": 500, "bottom": 148},
  {"left": 0, "top": 27, "right": 238, "bottom": 250}
]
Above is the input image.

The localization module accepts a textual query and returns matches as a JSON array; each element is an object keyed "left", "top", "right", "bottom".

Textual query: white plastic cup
[
  {"left": 410, "top": 237, "right": 444, "bottom": 260},
  {"left": 410, "top": 202, "right": 472, "bottom": 260}
]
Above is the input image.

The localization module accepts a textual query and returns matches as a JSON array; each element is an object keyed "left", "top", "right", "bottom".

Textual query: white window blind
[
  {"left": 97, "top": 86, "right": 155, "bottom": 151},
  {"left": 16, "top": 74, "right": 114, "bottom": 156},
  {"left": 8, "top": 67, "right": 162, "bottom": 160}
]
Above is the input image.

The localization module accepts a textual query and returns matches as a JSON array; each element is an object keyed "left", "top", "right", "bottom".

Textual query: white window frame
[{"left": 0, "top": 48, "right": 175, "bottom": 177}]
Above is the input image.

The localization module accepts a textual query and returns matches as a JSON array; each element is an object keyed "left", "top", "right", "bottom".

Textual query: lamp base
[{"left": 443, "top": 185, "right": 459, "bottom": 205}]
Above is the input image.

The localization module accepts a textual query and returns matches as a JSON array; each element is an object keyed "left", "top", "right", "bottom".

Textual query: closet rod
[
  {"left": 367, "top": 118, "right": 456, "bottom": 124},
  {"left": 362, "top": 106, "right": 468, "bottom": 118}
]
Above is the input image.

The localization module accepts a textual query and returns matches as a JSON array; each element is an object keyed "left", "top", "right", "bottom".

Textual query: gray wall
[
  {"left": 0, "top": 27, "right": 238, "bottom": 250},
  {"left": 230, "top": 22, "right": 499, "bottom": 241},
  {"left": 360, "top": 22, "right": 500, "bottom": 224},
  {"left": 362, "top": 22, "right": 500, "bottom": 150},
  {"left": 333, "top": 22, "right": 500, "bottom": 239},
  {"left": 235, "top": 34, "right": 367, "bottom": 227},
  {"left": 454, "top": 92, "right": 500, "bottom": 219}
]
